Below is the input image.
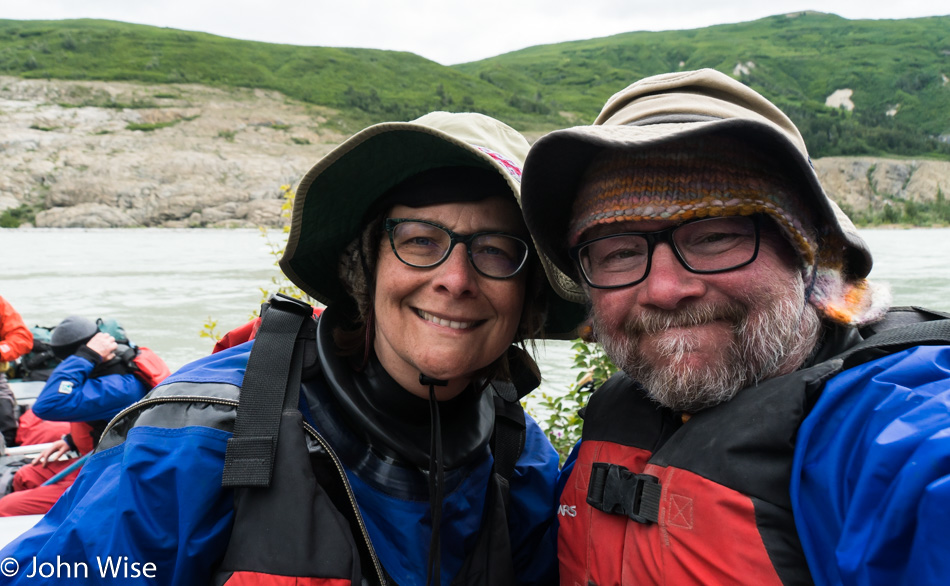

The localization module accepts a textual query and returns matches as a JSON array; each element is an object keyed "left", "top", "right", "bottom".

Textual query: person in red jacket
[{"left": 0, "top": 295, "right": 33, "bottom": 448}]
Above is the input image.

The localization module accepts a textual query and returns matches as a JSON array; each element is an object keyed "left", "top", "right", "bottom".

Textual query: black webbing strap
[
  {"left": 222, "top": 294, "right": 313, "bottom": 488},
  {"left": 587, "top": 462, "right": 661, "bottom": 524},
  {"left": 840, "top": 318, "right": 950, "bottom": 371},
  {"left": 858, "top": 306, "right": 950, "bottom": 337},
  {"left": 490, "top": 393, "right": 527, "bottom": 484}
]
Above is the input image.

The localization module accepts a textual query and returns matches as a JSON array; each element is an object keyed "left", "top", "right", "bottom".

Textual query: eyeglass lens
[
  {"left": 577, "top": 216, "right": 758, "bottom": 288},
  {"left": 390, "top": 220, "right": 527, "bottom": 278}
]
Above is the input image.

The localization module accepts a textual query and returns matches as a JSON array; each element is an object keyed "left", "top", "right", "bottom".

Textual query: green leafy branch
[
  {"left": 199, "top": 184, "right": 312, "bottom": 341},
  {"left": 532, "top": 339, "right": 618, "bottom": 463}
]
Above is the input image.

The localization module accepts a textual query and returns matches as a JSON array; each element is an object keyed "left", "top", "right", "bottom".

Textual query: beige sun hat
[
  {"left": 279, "top": 111, "right": 586, "bottom": 338},
  {"left": 522, "top": 68, "right": 872, "bottom": 289}
]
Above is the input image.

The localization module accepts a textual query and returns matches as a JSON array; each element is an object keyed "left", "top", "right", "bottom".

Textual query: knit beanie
[
  {"left": 569, "top": 135, "right": 889, "bottom": 326},
  {"left": 50, "top": 315, "right": 99, "bottom": 360}
]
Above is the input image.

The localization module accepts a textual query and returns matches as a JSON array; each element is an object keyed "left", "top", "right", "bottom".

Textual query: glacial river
[{"left": 2, "top": 227, "right": 949, "bottom": 398}]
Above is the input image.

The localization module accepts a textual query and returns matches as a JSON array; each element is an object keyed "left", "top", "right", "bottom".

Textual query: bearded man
[{"left": 521, "top": 69, "right": 950, "bottom": 585}]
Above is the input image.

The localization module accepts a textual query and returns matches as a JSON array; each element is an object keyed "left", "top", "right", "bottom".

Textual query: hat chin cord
[{"left": 420, "top": 373, "right": 448, "bottom": 586}]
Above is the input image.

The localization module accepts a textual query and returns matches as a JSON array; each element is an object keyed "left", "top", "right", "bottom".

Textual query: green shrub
[
  {"left": 125, "top": 120, "right": 179, "bottom": 131},
  {"left": 530, "top": 340, "right": 618, "bottom": 462},
  {"left": 0, "top": 204, "right": 38, "bottom": 227}
]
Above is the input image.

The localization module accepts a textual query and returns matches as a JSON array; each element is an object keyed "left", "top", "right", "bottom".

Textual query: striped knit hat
[
  {"left": 568, "top": 135, "right": 888, "bottom": 326},
  {"left": 569, "top": 135, "right": 817, "bottom": 261}
]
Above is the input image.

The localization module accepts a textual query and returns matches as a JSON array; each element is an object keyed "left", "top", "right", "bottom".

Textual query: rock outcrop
[
  {"left": 0, "top": 76, "right": 342, "bottom": 228},
  {"left": 814, "top": 157, "right": 950, "bottom": 213},
  {"left": 1, "top": 77, "right": 948, "bottom": 228}
]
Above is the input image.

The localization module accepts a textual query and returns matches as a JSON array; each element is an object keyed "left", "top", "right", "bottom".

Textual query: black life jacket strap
[
  {"left": 840, "top": 308, "right": 950, "bottom": 370},
  {"left": 488, "top": 346, "right": 535, "bottom": 490},
  {"left": 587, "top": 462, "right": 661, "bottom": 524},
  {"left": 222, "top": 293, "right": 313, "bottom": 488},
  {"left": 858, "top": 306, "right": 950, "bottom": 336},
  {"left": 490, "top": 393, "right": 526, "bottom": 486}
]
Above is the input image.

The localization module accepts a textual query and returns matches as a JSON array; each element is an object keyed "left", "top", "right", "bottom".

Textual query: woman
[{"left": 1, "top": 112, "right": 583, "bottom": 585}]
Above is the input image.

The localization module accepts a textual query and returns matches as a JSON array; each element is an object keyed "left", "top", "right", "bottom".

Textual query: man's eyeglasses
[
  {"left": 569, "top": 215, "right": 761, "bottom": 289},
  {"left": 384, "top": 218, "right": 529, "bottom": 279}
]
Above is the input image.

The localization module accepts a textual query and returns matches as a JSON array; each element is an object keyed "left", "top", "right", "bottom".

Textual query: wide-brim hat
[
  {"left": 521, "top": 68, "right": 873, "bottom": 300},
  {"left": 280, "top": 111, "right": 586, "bottom": 338}
]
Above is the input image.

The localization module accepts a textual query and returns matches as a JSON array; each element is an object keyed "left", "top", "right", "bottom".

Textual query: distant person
[
  {"left": 520, "top": 69, "right": 950, "bottom": 584},
  {"left": 0, "top": 112, "right": 585, "bottom": 584},
  {"left": 0, "top": 315, "right": 169, "bottom": 516},
  {"left": 0, "top": 295, "right": 33, "bottom": 448}
]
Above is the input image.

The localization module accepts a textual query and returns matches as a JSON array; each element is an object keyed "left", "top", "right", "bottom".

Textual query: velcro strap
[
  {"left": 221, "top": 436, "right": 277, "bottom": 486},
  {"left": 586, "top": 462, "right": 661, "bottom": 524},
  {"left": 222, "top": 293, "right": 312, "bottom": 488}
]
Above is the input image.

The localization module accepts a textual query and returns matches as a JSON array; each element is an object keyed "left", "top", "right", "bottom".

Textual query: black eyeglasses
[
  {"left": 384, "top": 218, "right": 529, "bottom": 279},
  {"left": 569, "top": 215, "right": 761, "bottom": 289}
]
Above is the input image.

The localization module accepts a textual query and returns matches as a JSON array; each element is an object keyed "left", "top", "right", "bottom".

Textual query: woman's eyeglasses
[{"left": 384, "top": 218, "right": 529, "bottom": 279}]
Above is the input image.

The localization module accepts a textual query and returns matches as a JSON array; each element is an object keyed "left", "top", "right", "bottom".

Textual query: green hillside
[
  {"left": 1, "top": 13, "right": 948, "bottom": 158},
  {"left": 459, "top": 12, "right": 950, "bottom": 158},
  {"left": 0, "top": 18, "right": 525, "bottom": 130}
]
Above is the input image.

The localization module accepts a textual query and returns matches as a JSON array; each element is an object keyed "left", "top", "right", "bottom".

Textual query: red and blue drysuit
[
  {"left": 0, "top": 312, "right": 559, "bottom": 585},
  {"left": 556, "top": 312, "right": 950, "bottom": 585}
]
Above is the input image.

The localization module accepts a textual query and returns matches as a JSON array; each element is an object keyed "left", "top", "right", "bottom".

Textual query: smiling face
[
  {"left": 372, "top": 197, "right": 527, "bottom": 400},
  {"left": 586, "top": 217, "right": 822, "bottom": 412}
]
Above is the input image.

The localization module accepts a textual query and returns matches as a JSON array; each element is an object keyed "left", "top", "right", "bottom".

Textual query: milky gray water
[{"left": 2, "top": 227, "right": 949, "bottom": 400}]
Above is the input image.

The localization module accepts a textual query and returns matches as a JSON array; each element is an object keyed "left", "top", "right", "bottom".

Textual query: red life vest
[
  {"left": 558, "top": 369, "right": 814, "bottom": 586},
  {"left": 212, "top": 307, "right": 324, "bottom": 354},
  {"left": 129, "top": 346, "right": 170, "bottom": 389},
  {"left": 68, "top": 346, "right": 171, "bottom": 454},
  {"left": 559, "top": 310, "right": 950, "bottom": 586}
]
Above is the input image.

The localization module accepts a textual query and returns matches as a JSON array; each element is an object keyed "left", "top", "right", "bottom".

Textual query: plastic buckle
[
  {"left": 586, "top": 462, "right": 660, "bottom": 524},
  {"left": 264, "top": 292, "right": 313, "bottom": 318}
]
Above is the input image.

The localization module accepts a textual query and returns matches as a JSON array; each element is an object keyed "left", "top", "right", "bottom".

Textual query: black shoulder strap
[
  {"left": 222, "top": 294, "right": 313, "bottom": 488},
  {"left": 840, "top": 308, "right": 950, "bottom": 371},
  {"left": 488, "top": 345, "right": 541, "bottom": 484},
  {"left": 490, "top": 391, "right": 526, "bottom": 484},
  {"left": 858, "top": 306, "right": 950, "bottom": 337}
]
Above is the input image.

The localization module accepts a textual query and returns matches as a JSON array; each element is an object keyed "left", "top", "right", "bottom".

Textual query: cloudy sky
[{"left": 3, "top": 0, "right": 947, "bottom": 65}]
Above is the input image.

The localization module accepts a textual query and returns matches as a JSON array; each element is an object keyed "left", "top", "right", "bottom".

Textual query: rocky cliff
[
  {"left": 814, "top": 157, "right": 950, "bottom": 215},
  {"left": 2, "top": 77, "right": 948, "bottom": 228},
  {"left": 0, "top": 76, "right": 343, "bottom": 228}
]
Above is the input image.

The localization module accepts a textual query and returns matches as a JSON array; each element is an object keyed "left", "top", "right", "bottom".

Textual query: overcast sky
[{"left": 3, "top": 1, "right": 947, "bottom": 65}]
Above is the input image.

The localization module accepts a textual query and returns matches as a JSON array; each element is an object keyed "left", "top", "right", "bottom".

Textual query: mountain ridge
[{"left": 1, "top": 13, "right": 948, "bottom": 158}]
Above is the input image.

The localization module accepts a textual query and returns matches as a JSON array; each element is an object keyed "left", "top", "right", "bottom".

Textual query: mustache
[{"left": 624, "top": 302, "right": 748, "bottom": 336}]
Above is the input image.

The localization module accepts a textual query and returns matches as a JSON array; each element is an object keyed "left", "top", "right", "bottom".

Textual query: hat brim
[
  {"left": 521, "top": 118, "right": 873, "bottom": 286},
  {"left": 280, "top": 119, "right": 586, "bottom": 339}
]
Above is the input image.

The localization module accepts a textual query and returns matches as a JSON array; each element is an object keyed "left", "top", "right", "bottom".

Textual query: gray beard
[{"left": 592, "top": 287, "right": 821, "bottom": 413}]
